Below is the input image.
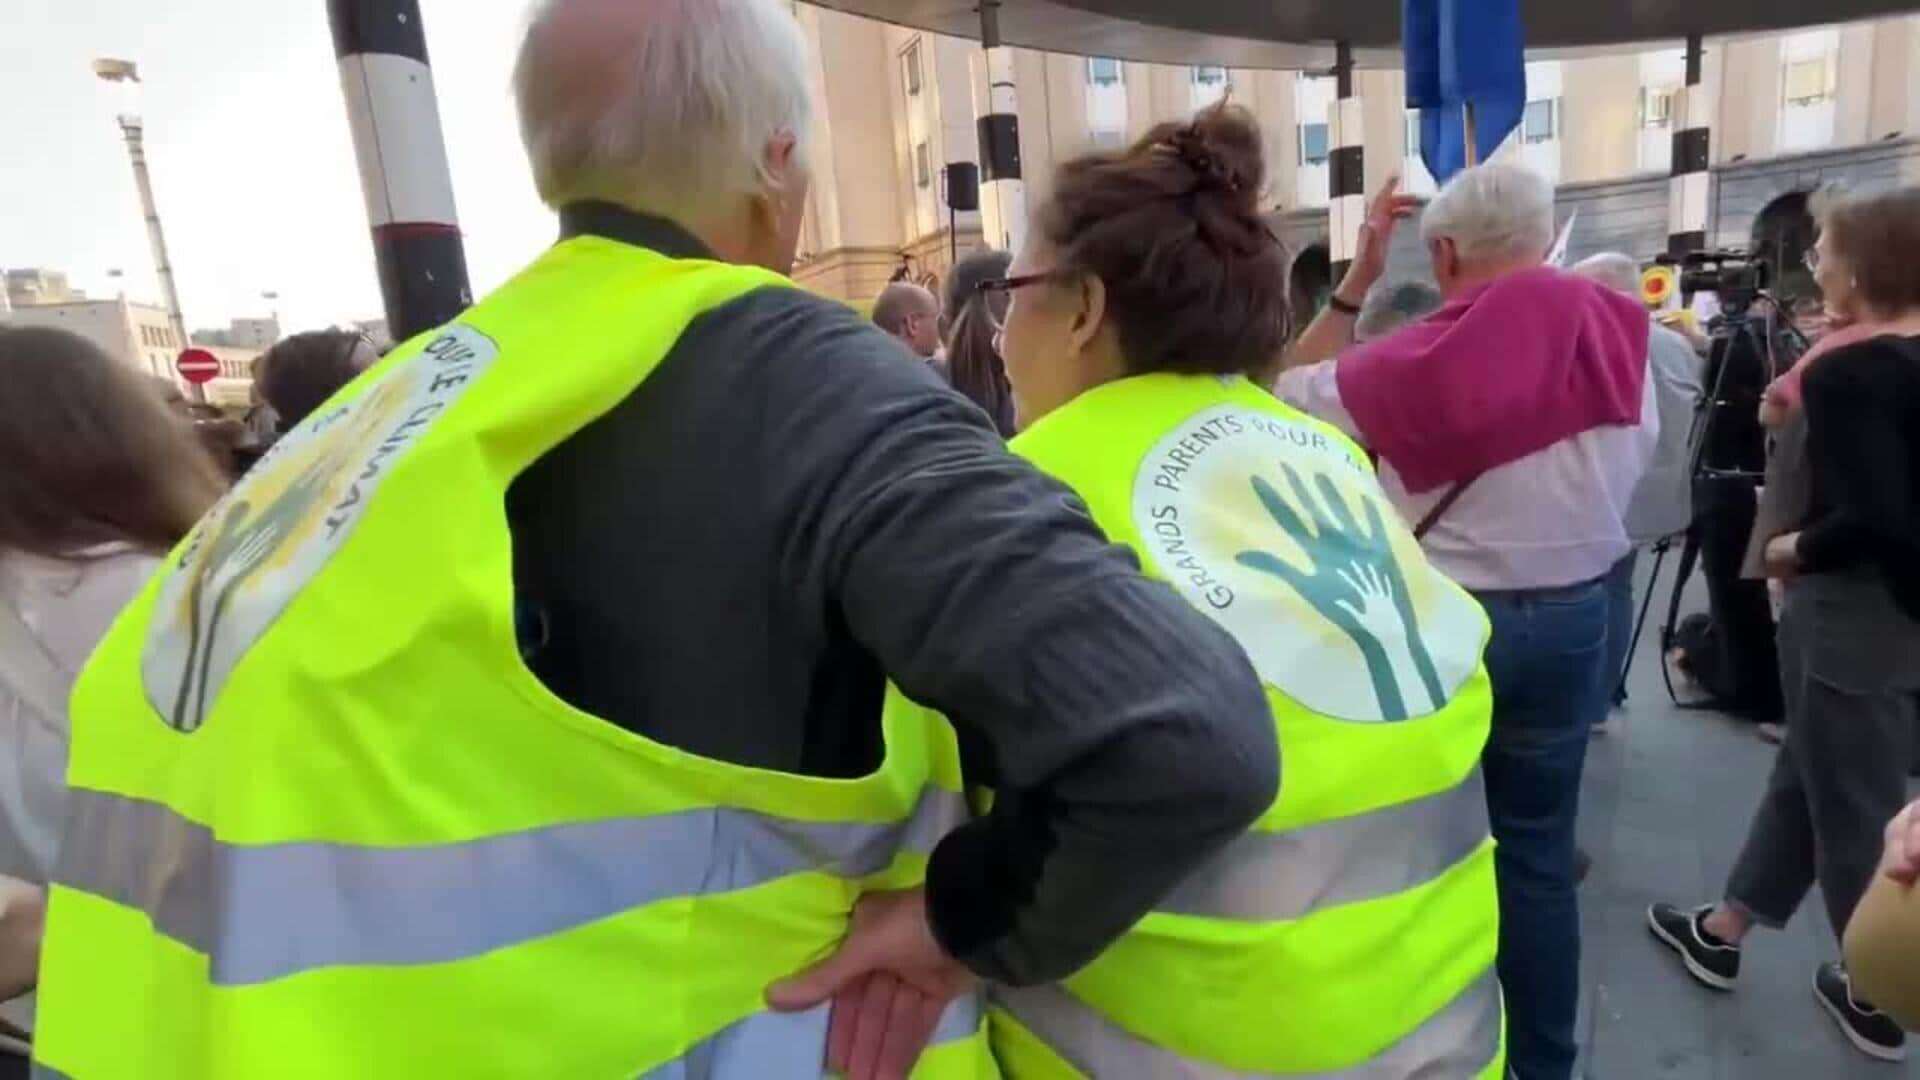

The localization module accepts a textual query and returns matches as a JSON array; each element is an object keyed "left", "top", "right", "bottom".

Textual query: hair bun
[{"left": 1164, "top": 104, "right": 1264, "bottom": 200}]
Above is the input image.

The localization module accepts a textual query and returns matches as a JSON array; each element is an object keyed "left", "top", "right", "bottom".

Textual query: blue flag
[{"left": 1403, "top": 0, "right": 1527, "bottom": 185}]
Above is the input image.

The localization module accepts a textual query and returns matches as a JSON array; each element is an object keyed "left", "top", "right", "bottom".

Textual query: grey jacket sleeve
[{"left": 757, "top": 291, "right": 1278, "bottom": 986}]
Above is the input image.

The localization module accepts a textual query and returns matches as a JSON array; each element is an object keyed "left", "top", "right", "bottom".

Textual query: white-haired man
[
  {"left": 26, "top": 2, "right": 1277, "bottom": 1078},
  {"left": 1571, "top": 252, "right": 1704, "bottom": 711},
  {"left": 1275, "top": 164, "right": 1659, "bottom": 1080}
]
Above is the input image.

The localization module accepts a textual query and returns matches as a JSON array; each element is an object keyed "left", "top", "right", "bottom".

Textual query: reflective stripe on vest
[
  {"left": 56, "top": 783, "right": 967, "bottom": 986},
  {"left": 1157, "top": 768, "right": 1486, "bottom": 922},
  {"left": 639, "top": 995, "right": 986, "bottom": 1080},
  {"left": 996, "top": 971, "right": 1502, "bottom": 1079},
  {"left": 983, "top": 373, "right": 1500, "bottom": 1077},
  {"left": 32, "top": 998, "right": 988, "bottom": 1080}
]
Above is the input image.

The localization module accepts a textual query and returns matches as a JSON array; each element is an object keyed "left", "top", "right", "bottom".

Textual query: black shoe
[
  {"left": 1647, "top": 903, "right": 1740, "bottom": 990},
  {"left": 1813, "top": 962, "right": 1907, "bottom": 1062}
]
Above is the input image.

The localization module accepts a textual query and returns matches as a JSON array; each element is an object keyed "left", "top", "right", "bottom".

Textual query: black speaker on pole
[{"left": 944, "top": 162, "right": 980, "bottom": 212}]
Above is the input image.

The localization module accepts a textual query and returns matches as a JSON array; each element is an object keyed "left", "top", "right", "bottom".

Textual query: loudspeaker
[
  {"left": 977, "top": 115, "right": 1023, "bottom": 182},
  {"left": 944, "top": 162, "right": 980, "bottom": 212}
]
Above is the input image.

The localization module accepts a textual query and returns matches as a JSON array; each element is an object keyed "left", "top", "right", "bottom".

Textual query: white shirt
[
  {"left": 0, "top": 545, "right": 156, "bottom": 1037},
  {"left": 1624, "top": 324, "right": 1705, "bottom": 543},
  {"left": 1276, "top": 347, "right": 1660, "bottom": 592},
  {"left": 0, "top": 546, "right": 157, "bottom": 882}
]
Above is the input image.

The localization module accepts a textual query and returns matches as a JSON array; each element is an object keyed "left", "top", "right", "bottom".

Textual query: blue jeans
[
  {"left": 1473, "top": 579, "right": 1610, "bottom": 1080},
  {"left": 1602, "top": 551, "right": 1638, "bottom": 705}
]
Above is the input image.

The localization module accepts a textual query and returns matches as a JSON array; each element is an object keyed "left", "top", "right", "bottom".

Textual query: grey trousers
[{"left": 1725, "top": 572, "right": 1920, "bottom": 939}]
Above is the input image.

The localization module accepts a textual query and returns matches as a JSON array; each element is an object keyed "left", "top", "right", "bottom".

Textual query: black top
[
  {"left": 505, "top": 202, "right": 1276, "bottom": 985},
  {"left": 1797, "top": 334, "right": 1920, "bottom": 621},
  {"left": 1697, "top": 317, "right": 1776, "bottom": 477}
]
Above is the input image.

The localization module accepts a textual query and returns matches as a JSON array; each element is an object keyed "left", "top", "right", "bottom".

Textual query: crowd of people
[{"left": 2, "top": 0, "right": 1919, "bottom": 1077}]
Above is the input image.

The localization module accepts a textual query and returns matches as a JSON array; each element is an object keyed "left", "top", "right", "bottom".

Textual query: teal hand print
[{"left": 1235, "top": 464, "right": 1448, "bottom": 722}]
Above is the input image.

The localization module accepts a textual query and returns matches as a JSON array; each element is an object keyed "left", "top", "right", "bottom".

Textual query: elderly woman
[
  {"left": 1275, "top": 164, "right": 1659, "bottom": 1080},
  {"left": 1651, "top": 186, "right": 1920, "bottom": 1064},
  {"left": 924, "top": 102, "right": 1502, "bottom": 1078}
]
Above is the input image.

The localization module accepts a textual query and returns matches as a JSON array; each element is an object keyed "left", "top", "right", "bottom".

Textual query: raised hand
[{"left": 1341, "top": 174, "right": 1425, "bottom": 300}]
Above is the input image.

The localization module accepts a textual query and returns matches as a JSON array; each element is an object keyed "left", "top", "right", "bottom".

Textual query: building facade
[
  {"left": 4, "top": 268, "right": 84, "bottom": 310},
  {"left": 2, "top": 296, "right": 257, "bottom": 407},
  {"left": 790, "top": 9, "right": 1920, "bottom": 306},
  {"left": 193, "top": 316, "right": 283, "bottom": 353}
]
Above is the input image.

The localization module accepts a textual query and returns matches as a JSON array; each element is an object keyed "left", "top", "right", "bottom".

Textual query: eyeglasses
[{"left": 976, "top": 272, "right": 1065, "bottom": 333}]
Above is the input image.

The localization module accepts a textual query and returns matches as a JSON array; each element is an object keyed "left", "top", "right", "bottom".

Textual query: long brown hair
[
  {"left": 0, "top": 326, "right": 226, "bottom": 559},
  {"left": 946, "top": 296, "right": 1016, "bottom": 437},
  {"left": 1034, "top": 102, "right": 1292, "bottom": 378}
]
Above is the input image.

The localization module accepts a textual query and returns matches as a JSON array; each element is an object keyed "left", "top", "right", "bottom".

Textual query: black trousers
[
  {"left": 1692, "top": 476, "right": 1783, "bottom": 723},
  {"left": 1725, "top": 574, "right": 1920, "bottom": 938}
]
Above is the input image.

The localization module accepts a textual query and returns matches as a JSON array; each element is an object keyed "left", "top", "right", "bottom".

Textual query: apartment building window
[
  {"left": 1087, "top": 57, "right": 1128, "bottom": 146},
  {"left": 902, "top": 39, "right": 923, "bottom": 97},
  {"left": 914, "top": 141, "right": 931, "bottom": 189},
  {"left": 1402, "top": 110, "right": 1437, "bottom": 195},
  {"left": 1522, "top": 99, "right": 1558, "bottom": 143},
  {"left": 1191, "top": 65, "right": 1228, "bottom": 109},
  {"left": 1782, "top": 55, "right": 1834, "bottom": 107},
  {"left": 1778, "top": 28, "right": 1840, "bottom": 152},
  {"left": 1640, "top": 87, "right": 1675, "bottom": 129},
  {"left": 1299, "top": 122, "right": 1330, "bottom": 166}
]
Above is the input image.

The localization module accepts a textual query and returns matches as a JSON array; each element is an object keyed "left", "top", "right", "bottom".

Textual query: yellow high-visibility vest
[
  {"left": 31, "top": 237, "right": 997, "bottom": 1080},
  {"left": 900, "top": 373, "right": 1504, "bottom": 1078}
]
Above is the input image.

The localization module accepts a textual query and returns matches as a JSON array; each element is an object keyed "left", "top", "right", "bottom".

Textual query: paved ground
[{"left": 1576, "top": 561, "right": 1917, "bottom": 1078}]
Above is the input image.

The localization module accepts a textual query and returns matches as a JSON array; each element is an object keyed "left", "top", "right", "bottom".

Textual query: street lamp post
[{"left": 94, "top": 58, "right": 199, "bottom": 400}]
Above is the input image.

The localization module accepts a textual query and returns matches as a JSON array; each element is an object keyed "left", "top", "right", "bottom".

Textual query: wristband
[{"left": 1327, "top": 293, "right": 1363, "bottom": 317}]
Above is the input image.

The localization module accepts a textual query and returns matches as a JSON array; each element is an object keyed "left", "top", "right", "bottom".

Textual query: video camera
[{"left": 1653, "top": 249, "right": 1771, "bottom": 315}]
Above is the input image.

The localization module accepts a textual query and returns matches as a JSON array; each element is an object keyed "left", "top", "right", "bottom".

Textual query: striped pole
[
  {"left": 1668, "top": 34, "right": 1710, "bottom": 256},
  {"left": 328, "top": 0, "right": 472, "bottom": 343},
  {"left": 1328, "top": 42, "right": 1364, "bottom": 280},
  {"left": 977, "top": 1, "right": 1028, "bottom": 254}
]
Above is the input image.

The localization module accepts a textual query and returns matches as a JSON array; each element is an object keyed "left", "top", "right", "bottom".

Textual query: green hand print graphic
[{"left": 1235, "top": 463, "right": 1448, "bottom": 722}]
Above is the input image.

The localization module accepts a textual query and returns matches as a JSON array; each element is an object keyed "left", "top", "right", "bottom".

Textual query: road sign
[
  {"left": 1640, "top": 265, "right": 1678, "bottom": 309},
  {"left": 175, "top": 347, "right": 221, "bottom": 385}
]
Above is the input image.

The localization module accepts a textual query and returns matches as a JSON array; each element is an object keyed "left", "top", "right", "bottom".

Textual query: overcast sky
[{"left": 2, "top": 0, "right": 557, "bottom": 333}]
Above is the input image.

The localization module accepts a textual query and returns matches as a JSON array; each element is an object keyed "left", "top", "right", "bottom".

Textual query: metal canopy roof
[{"left": 807, "top": 0, "right": 1920, "bottom": 68}]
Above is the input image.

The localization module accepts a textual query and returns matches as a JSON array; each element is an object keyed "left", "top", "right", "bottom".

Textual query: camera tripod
[{"left": 1614, "top": 293, "right": 1807, "bottom": 708}]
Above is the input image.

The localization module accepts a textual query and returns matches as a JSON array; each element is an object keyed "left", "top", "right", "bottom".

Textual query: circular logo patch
[{"left": 1132, "top": 406, "right": 1485, "bottom": 723}]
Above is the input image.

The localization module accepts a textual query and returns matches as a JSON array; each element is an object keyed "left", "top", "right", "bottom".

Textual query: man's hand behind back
[{"left": 767, "top": 889, "right": 976, "bottom": 1080}]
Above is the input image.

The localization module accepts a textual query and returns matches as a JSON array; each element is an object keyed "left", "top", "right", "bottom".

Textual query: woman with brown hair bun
[
  {"left": 950, "top": 103, "right": 1504, "bottom": 1077},
  {"left": 0, "top": 326, "right": 224, "bottom": 1065}
]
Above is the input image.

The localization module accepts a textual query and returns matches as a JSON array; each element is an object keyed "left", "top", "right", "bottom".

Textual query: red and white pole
[{"left": 327, "top": 0, "right": 472, "bottom": 343}]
